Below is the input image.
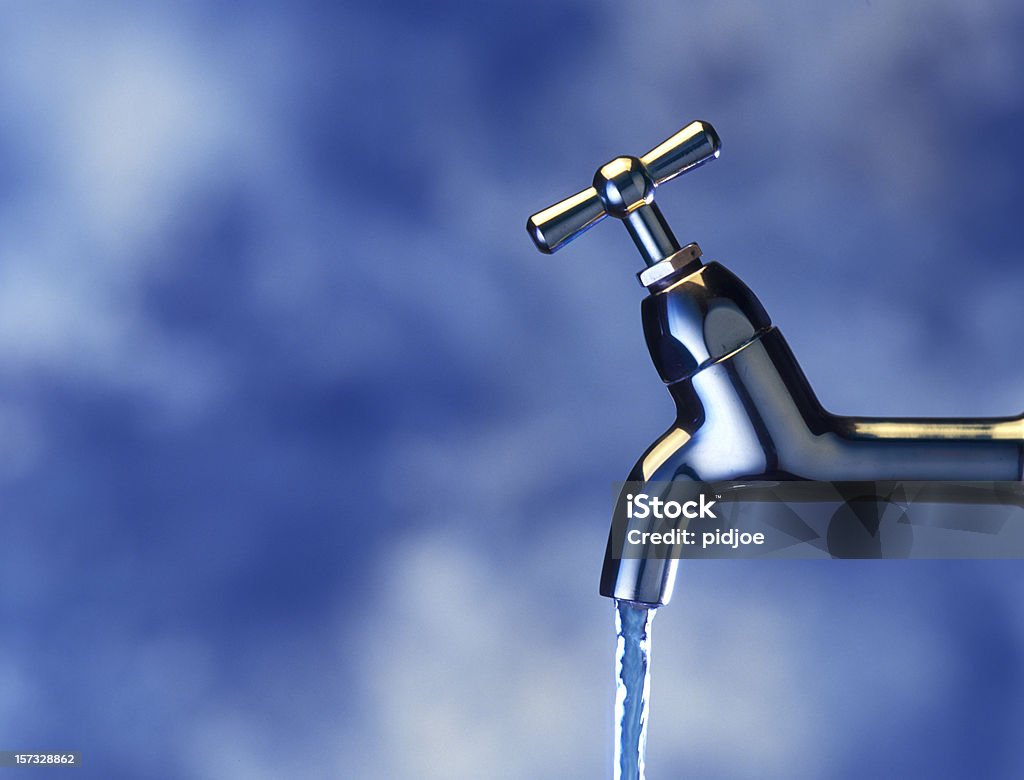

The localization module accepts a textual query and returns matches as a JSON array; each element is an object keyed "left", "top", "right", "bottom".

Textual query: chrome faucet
[{"left": 527, "top": 120, "right": 1024, "bottom": 607}]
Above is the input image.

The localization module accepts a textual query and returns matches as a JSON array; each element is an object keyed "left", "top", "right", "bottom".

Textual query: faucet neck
[{"left": 641, "top": 260, "right": 772, "bottom": 386}]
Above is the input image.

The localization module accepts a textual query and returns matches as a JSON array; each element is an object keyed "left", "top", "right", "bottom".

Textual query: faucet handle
[{"left": 527, "top": 120, "right": 721, "bottom": 266}]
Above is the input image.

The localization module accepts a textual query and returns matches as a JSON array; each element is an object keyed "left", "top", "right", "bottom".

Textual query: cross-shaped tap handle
[{"left": 527, "top": 120, "right": 720, "bottom": 266}]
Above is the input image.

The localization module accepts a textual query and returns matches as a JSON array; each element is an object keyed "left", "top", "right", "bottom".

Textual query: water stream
[{"left": 614, "top": 600, "right": 656, "bottom": 780}]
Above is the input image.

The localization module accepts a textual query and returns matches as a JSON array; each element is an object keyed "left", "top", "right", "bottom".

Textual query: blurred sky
[{"left": 1, "top": 2, "right": 1023, "bottom": 778}]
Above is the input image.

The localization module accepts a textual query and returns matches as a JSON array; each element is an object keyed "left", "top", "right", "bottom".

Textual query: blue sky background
[{"left": 1, "top": 2, "right": 1023, "bottom": 778}]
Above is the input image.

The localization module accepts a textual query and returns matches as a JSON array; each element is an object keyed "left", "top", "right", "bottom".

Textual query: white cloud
[{"left": 0, "top": 9, "right": 271, "bottom": 422}]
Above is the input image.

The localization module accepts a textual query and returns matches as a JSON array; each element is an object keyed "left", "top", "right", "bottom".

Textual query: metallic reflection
[
  {"left": 601, "top": 261, "right": 1024, "bottom": 605},
  {"left": 524, "top": 119, "right": 1022, "bottom": 609}
]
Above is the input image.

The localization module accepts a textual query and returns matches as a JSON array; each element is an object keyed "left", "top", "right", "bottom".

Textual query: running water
[{"left": 614, "top": 600, "right": 656, "bottom": 780}]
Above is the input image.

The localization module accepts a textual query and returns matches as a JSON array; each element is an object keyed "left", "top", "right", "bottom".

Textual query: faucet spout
[{"left": 600, "top": 258, "right": 1024, "bottom": 606}]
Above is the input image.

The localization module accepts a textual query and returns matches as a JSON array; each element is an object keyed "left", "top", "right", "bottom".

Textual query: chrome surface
[
  {"left": 524, "top": 119, "right": 1023, "bottom": 609},
  {"left": 637, "top": 243, "right": 702, "bottom": 290},
  {"left": 526, "top": 120, "right": 720, "bottom": 264},
  {"left": 600, "top": 263, "right": 1024, "bottom": 605},
  {"left": 640, "top": 261, "right": 771, "bottom": 382},
  {"left": 623, "top": 202, "right": 679, "bottom": 266}
]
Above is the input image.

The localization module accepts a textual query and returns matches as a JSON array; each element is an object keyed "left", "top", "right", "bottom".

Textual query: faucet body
[
  {"left": 600, "top": 258, "right": 1024, "bottom": 605},
  {"left": 523, "top": 119, "right": 1023, "bottom": 608}
]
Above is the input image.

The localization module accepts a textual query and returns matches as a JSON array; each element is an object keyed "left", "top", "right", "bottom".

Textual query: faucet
[{"left": 526, "top": 120, "right": 1024, "bottom": 607}]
